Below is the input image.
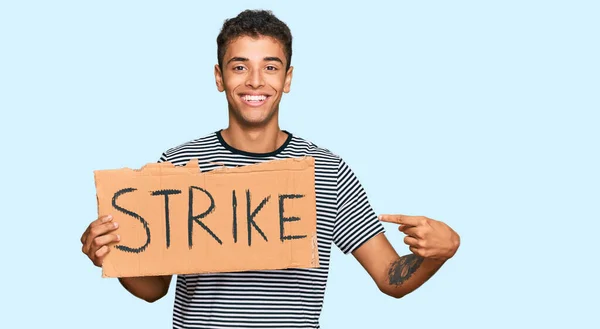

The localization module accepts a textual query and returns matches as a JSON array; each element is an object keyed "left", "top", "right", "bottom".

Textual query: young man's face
[{"left": 215, "top": 35, "right": 293, "bottom": 128}]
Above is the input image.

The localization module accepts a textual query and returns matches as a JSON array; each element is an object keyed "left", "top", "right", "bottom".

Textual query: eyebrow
[
  {"left": 263, "top": 57, "right": 283, "bottom": 64},
  {"left": 226, "top": 56, "right": 284, "bottom": 65}
]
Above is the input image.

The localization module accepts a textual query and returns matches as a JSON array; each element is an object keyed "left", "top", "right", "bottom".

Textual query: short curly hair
[{"left": 217, "top": 9, "right": 293, "bottom": 71}]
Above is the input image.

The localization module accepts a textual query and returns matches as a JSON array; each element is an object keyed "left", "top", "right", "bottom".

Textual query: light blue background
[{"left": 1, "top": 0, "right": 598, "bottom": 328}]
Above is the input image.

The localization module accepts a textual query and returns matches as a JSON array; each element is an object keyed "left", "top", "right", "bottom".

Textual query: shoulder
[
  {"left": 160, "top": 131, "right": 221, "bottom": 163},
  {"left": 287, "top": 133, "right": 343, "bottom": 166},
  {"left": 287, "top": 134, "right": 365, "bottom": 187}
]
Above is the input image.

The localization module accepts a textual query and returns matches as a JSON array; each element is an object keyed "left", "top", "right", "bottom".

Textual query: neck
[{"left": 221, "top": 120, "right": 287, "bottom": 154}]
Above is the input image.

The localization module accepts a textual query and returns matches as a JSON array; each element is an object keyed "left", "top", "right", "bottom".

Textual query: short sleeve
[
  {"left": 333, "top": 159, "right": 385, "bottom": 254},
  {"left": 158, "top": 152, "right": 168, "bottom": 163}
]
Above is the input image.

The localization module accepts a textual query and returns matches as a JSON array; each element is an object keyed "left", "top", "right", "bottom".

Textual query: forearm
[
  {"left": 381, "top": 254, "right": 445, "bottom": 298},
  {"left": 118, "top": 275, "right": 171, "bottom": 303}
]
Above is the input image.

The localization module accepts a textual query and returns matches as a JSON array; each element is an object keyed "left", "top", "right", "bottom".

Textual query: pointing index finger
[{"left": 378, "top": 214, "right": 421, "bottom": 226}]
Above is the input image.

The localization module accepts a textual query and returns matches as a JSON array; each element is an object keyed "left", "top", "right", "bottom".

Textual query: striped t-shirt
[{"left": 159, "top": 130, "right": 385, "bottom": 329}]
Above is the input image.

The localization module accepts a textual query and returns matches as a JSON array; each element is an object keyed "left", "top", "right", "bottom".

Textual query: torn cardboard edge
[{"left": 94, "top": 157, "right": 315, "bottom": 177}]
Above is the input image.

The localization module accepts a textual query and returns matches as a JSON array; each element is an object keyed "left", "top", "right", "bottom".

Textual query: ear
[
  {"left": 283, "top": 66, "right": 294, "bottom": 93},
  {"left": 214, "top": 64, "right": 225, "bottom": 92}
]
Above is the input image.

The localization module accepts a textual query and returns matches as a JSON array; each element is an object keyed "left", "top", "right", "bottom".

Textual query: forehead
[{"left": 224, "top": 35, "right": 286, "bottom": 62}]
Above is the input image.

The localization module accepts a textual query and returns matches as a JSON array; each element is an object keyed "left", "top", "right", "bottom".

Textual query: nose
[{"left": 245, "top": 68, "right": 264, "bottom": 88}]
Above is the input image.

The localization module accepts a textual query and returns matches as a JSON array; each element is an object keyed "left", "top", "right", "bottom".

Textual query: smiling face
[{"left": 215, "top": 35, "right": 293, "bottom": 128}]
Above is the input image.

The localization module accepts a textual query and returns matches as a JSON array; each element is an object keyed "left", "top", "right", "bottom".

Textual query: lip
[{"left": 239, "top": 93, "right": 271, "bottom": 107}]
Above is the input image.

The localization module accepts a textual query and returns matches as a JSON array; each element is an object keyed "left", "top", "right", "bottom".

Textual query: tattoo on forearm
[{"left": 388, "top": 254, "right": 424, "bottom": 286}]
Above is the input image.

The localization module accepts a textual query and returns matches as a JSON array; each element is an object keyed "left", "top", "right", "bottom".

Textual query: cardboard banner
[{"left": 94, "top": 157, "right": 319, "bottom": 278}]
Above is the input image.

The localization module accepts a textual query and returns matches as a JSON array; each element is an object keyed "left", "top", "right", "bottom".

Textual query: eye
[
  {"left": 232, "top": 65, "right": 246, "bottom": 71},
  {"left": 266, "top": 65, "right": 278, "bottom": 71}
]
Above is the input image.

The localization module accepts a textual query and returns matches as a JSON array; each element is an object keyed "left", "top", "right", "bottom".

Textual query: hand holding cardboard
[{"left": 80, "top": 215, "right": 120, "bottom": 267}]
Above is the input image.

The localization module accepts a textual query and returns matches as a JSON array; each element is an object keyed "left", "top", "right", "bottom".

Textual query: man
[{"left": 80, "top": 9, "right": 460, "bottom": 328}]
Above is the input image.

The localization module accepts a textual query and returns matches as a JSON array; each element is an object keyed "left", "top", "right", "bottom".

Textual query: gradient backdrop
[{"left": 1, "top": 1, "right": 598, "bottom": 328}]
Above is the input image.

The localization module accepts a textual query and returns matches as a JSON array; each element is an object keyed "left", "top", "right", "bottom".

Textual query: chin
[
  {"left": 241, "top": 117, "right": 272, "bottom": 127},
  {"left": 228, "top": 112, "right": 267, "bottom": 127},
  {"left": 232, "top": 106, "right": 276, "bottom": 126}
]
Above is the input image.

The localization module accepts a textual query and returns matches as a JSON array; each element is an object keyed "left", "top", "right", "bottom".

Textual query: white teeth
[{"left": 243, "top": 95, "right": 267, "bottom": 102}]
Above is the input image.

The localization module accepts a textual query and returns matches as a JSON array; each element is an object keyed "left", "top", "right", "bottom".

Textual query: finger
[
  {"left": 80, "top": 227, "right": 89, "bottom": 245},
  {"left": 88, "top": 234, "right": 118, "bottom": 264},
  {"left": 409, "top": 246, "right": 422, "bottom": 256},
  {"left": 91, "top": 233, "right": 121, "bottom": 250},
  {"left": 92, "top": 245, "right": 110, "bottom": 267},
  {"left": 379, "top": 214, "right": 422, "bottom": 226},
  {"left": 85, "top": 222, "right": 119, "bottom": 254},
  {"left": 403, "top": 236, "right": 419, "bottom": 247},
  {"left": 95, "top": 245, "right": 111, "bottom": 259},
  {"left": 91, "top": 215, "right": 113, "bottom": 228},
  {"left": 398, "top": 224, "right": 412, "bottom": 231},
  {"left": 81, "top": 215, "right": 113, "bottom": 244},
  {"left": 400, "top": 226, "right": 423, "bottom": 238},
  {"left": 89, "top": 221, "right": 119, "bottom": 240}
]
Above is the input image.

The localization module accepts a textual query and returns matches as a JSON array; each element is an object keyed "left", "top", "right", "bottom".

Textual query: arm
[
  {"left": 353, "top": 233, "right": 445, "bottom": 298},
  {"left": 118, "top": 275, "right": 172, "bottom": 303},
  {"left": 353, "top": 215, "right": 460, "bottom": 298},
  {"left": 332, "top": 159, "right": 459, "bottom": 297}
]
